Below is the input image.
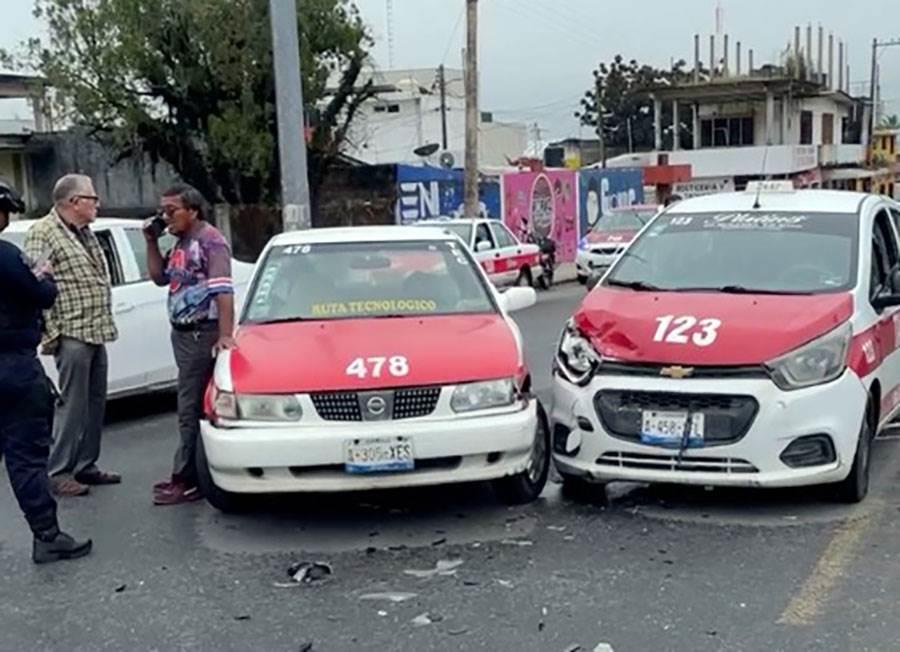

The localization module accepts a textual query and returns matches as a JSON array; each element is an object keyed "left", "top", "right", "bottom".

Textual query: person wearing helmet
[{"left": 0, "top": 180, "right": 92, "bottom": 563}]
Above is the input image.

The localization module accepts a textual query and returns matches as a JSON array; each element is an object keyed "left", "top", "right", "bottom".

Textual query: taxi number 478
[
  {"left": 653, "top": 315, "right": 722, "bottom": 347},
  {"left": 345, "top": 356, "right": 410, "bottom": 378}
]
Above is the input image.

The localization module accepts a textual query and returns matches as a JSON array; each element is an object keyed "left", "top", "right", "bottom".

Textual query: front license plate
[
  {"left": 640, "top": 411, "right": 705, "bottom": 447},
  {"left": 345, "top": 437, "right": 415, "bottom": 474}
]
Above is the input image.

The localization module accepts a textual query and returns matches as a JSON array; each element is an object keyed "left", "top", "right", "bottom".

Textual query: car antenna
[{"left": 752, "top": 120, "right": 773, "bottom": 210}]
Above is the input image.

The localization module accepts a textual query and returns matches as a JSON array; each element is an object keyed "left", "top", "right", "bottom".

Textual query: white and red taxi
[
  {"left": 575, "top": 204, "right": 658, "bottom": 284},
  {"left": 552, "top": 183, "right": 900, "bottom": 503},
  {"left": 416, "top": 218, "right": 545, "bottom": 288},
  {"left": 198, "top": 226, "right": 550, "bottom": 511}
]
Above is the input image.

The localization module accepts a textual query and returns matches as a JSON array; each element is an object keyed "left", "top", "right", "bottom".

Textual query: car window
[
  {"left": 606, "top": 211, "right": 859, "bottom": 294},
  {"left": 474, "top": 224, "right": 495, "bottom": 250},
  {"left": 243, "top": 240, "right": 497, "bottom": 324},
  {"left": 871, "top": 210, "right": 899, "bottom": 302},
  {"left": 124, "top": 227, "right": 176, "bottom": 281},
  {"left": 437, "top": 223, "right": 473, "bottom": 246},
  {"left": 94, "top": 230, "right": 125, "bottom": 287},
  {"left": 490, "top": 223, "right": 517, "bottom": 248}
]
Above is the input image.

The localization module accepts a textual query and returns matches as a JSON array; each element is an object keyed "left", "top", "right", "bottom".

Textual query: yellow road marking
[{"left": 777, "top": 505, "right": 880, "bottom": 626}]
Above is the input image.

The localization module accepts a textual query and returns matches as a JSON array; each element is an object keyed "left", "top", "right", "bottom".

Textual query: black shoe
[{"left": 32, "top": 531, "right": 93, "bottom": 564}]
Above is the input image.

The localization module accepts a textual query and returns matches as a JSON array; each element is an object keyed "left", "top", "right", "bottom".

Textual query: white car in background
[
  {"left": 1, "top": 218, "right": 254, "bottom": 399},
  {"left": 415, "top": 218, "right": 545, "bottom": 288}
]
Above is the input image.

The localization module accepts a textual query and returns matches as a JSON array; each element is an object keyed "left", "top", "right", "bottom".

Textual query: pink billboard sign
[{"left": 502, "top": 170, "right": 578, "bottom": 263}]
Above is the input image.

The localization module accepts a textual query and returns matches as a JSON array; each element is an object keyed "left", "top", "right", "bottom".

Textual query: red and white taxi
[
  {"left": 552, "top": 184, "right": 900, "bottom": 503},
  {"left": 417, "top": 218, "right": 545, "bottom": 288},
  {"left": 198, "top": 226, "right": 550, "bottom": 511},
  {"left": 575, "top": 205, "right": 658, "bottom": 284}
]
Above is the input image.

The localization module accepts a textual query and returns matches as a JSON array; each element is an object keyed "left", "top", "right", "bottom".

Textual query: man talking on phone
[
  {"left": 143, "top": 184, "right": 235, "bottom": 505},
  {"left": 0, "top": 179, "right": 91, "bottom": 563}
]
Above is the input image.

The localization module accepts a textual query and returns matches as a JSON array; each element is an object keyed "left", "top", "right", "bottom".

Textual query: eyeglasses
[
  {"left": 73, "top": 194, "right": 100, "bottom": 204},
  {"left": 159, "top": 206, "right": 185, "bottom": 217}
]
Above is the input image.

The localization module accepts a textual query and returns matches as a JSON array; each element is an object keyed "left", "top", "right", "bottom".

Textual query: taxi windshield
[
  {"left": 605, "top": 210, "right": 859, "bottom": 294},
  {"left": 243, "top": 240, "right": 496, "bottom": 323},
  {"left": 593, "top": 210, "right": 652, "bottom": 232}
]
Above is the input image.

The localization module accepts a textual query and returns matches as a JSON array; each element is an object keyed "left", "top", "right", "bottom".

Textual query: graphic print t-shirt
[{"left": 164, "top": 222, "right": 234, "bottom": 325}]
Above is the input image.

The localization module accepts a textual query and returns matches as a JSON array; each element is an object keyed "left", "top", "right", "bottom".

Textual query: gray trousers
[
  {"left": 171, "top": 328, "right": 218, "bottom": 485},
  {"left": 48, "top": 337, "right": 108, "bottom": 478}
]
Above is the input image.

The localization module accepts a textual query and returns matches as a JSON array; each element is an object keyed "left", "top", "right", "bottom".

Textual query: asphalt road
[{"left": 3, "top": 283, "right": 900, "bottom": 651}]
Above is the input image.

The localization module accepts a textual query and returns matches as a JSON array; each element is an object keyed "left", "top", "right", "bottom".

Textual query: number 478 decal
[
  {"left": 653, "top": 315, "right": 722, "bottom": 347},
  {"left": 346, "top": 356, "right": 410, "bottom": 379}
]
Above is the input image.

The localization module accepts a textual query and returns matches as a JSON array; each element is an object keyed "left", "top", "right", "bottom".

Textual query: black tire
[
  {"left": 515, "top": 267, "right": 533, "bottom": 287},
  {"left": 196, "top": 433, "right": 250, "bottom": 513},
  {"left": 493, "top": 402, "right": 551, "bottom": 505},
  {"left": 576, "top": 274, "right": 587, "bottom": 285},
  {"left": 833, "top": 401, "right": 874, "bottom": 503},
  {"left": 560, "top": 474, "right": 607, "bottom": 505}
]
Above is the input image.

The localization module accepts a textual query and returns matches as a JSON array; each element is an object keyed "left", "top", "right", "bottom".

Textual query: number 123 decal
[
  {"left": 653, "top": 315, "right": 722, "bottom": 347},
  {"left": 345, "top": 356, "right": 410, "bottom": 378}
]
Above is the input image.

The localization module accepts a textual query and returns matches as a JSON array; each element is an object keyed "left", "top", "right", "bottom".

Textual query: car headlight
[
  {"left": 765, "top": 322, "right": 851, "bottom": 391},
  {"left": 213, "top": 390, "right": 302, "bottom": 421},
  {"left": 451, "top": 378, "right": 516, "bottom": 412},
  {"left": 556, "top": 319, "right": 601, "bottom": 385}
]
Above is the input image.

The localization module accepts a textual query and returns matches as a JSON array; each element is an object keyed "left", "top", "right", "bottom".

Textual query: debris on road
[
  {"left": 501, "top": 539, "right": 534, "bottom": 547},
  {"left": 411, "top": 612, "right": 444, "bottom": 627},
  {"left": 298, "top": 643, "right": 314, "bottom": 652},
  {"left": 233, "top": 615, "right": 251, "bottom": 621},
  {"left": 403, "top": 559, "right": 464, "bottom": 578},
  {"left": 547, "top": 525, "right": 567, "bottom": 532},
  {"left": 432, "top": 537, "right": 447, "bottom": 546},
  {"left": 360, "top": 592, "right": 418, "bottom": 603},
  {"left": 114, "top": 584, "right": 127, "bottom": 593},
  {"left": 274, "top": 561, "right": 333, "bottom": 587},
  {"left": 594, "top": 644, "right": 615, "bottom": 652},
  {"left": 496, "top": 579, "right": 514, "bottom": 588}
]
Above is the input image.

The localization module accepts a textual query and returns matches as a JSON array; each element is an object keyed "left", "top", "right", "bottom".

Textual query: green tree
[
  {"left": 879, "top": 114, "right": 900, "bottom": 130},
  {"left": 576, "top": 55, "right": 695, "bottom": 153},
  {"left": 3, "top": 0, "right": 373, "bottom": 217}
]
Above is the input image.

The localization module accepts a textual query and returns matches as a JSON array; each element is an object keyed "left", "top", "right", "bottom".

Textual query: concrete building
[
  {"left": 604, "top": 28, "right": 893, "bottom": 198},
  {"left": 334, "top": 67, "right": 528, "bottom": 168},
  {"left": 0, "top": 72, "right": 51, "bottom": 204}
]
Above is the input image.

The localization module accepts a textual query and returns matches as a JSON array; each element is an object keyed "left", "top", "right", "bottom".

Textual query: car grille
[
  {"left": 588, "top": 245, "right": 624, "bottom": 255},
  {"left": 595, "top": 361, "right": 769, "bottom": 379},
  {"left": 594, "top": 390, "right": 759, "bottom": 446},
  {"left": 311, "top": 387, "right": 442, "bottom": 422},
  {"left": 596, "top": 451, "right": 759, "bottom": 474}
]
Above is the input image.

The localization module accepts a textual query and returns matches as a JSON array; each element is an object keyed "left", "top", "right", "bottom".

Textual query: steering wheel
[{"left": 777, "top": 263, "right": 829, "bottom": 286}]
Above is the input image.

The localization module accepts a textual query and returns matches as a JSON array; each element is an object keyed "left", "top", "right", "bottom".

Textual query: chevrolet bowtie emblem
[{"left": 660, "top": 365, "right": 694, "bottom": 379}]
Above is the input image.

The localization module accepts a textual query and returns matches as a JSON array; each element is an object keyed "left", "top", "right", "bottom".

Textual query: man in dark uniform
[{"left": 0, "top": 179, "right": 92, "bottom": 564}]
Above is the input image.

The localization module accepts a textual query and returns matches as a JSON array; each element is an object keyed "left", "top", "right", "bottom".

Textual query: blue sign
[
  {"left": 578, "top": 168, "right": 645, "bottom": 238},
  {"left": 395, "top": 165, "right": 501, "bottom": 224}
]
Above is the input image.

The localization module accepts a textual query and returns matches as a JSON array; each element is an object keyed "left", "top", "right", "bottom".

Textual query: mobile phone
[{"left": 143, "top": 213, "right": 167, "bottom": 238}]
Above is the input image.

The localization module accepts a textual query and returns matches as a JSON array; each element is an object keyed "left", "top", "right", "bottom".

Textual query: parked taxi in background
[
  {"left": 576, "top": 204, "right": 658, "bottom": 286},
  {"left": 416, "top": 217, "right": 545, "bottom": 288},
  {"left": 199, "top": 226, "right": 550, "bottom": 511},
  {"left": 552, "top": 183, "right": 900, "bottom": 503}
]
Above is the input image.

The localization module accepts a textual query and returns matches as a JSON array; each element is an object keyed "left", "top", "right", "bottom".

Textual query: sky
[{"left": 3, "top": 0, "right": 900, "bottom": 144}]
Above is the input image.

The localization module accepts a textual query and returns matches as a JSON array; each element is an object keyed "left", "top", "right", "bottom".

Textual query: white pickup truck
[{"left": 1, "top": 217, "right": 254, "bottom": 399}]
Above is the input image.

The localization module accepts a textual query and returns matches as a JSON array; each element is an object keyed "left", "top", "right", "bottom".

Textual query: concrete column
[
  {"left": 672, "top": 102, "right": 680, "bottom": 150},
  {"left": 780, "top": 97, "right": 788, "bottom": 145},
  {"left": 765, "top": 90, "right": 775, "bottom": 145},
  {"left": 653, "top": 95, "right": 663, "bottom": 151},
  {"left": 693, "top": 103, "right": 701, "bottom": 149}
]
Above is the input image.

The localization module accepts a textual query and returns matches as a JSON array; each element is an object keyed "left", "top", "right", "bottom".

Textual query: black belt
[{"left": 171, "top": 320, "right": 218, "bottom": 332}]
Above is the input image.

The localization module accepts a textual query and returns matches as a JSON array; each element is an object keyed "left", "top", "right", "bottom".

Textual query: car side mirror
[
  {"left": 498, "top": 286, "right": 536, "bottom": 313},
  {"left": 475, "top": 240, "right": 492, "bottom": 252}
]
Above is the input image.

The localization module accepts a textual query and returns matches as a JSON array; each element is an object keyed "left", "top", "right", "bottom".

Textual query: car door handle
[{"left": 114, "top": 302, "right": 134, "bottom": 314}]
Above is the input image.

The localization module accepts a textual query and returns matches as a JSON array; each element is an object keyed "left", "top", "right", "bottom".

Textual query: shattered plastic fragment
[
  {"left": 274, "top": 561, "right": 333, "bottom": 587},
  {"left": 360, "top": 592, "right": 418, "bottom": 603},
  {"left": 403, "top": 559, "right": 464, "bottom": 578},
  {"left": 501, "top": 539, "right": 534, "bottom": 547}
]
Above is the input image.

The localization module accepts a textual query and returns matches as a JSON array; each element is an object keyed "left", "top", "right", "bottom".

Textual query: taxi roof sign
[{"left": 744, "top": 180, "right": 796, "bottom": 194}]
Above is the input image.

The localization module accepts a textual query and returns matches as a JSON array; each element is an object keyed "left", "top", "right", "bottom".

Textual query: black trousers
[{"left": 0, "top": 352, "right": 59, "bottom": 536}]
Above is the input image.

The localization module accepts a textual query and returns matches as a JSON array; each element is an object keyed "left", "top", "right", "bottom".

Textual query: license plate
[
  {"left": 640, "top": 411, "right": 705, "bottom": 447},
  {"left": 345, "top": 437, "right": 414, "bottom": 474}
]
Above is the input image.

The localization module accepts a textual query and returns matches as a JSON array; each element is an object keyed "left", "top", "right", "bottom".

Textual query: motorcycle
[{"left": 534, "top": 236, "right": 556, "bottom": 290}]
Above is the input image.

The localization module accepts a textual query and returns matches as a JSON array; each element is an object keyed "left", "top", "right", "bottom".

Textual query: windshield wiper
[
  {"left": 605, "top": 279, "right": 665, "bottom": 292},
  {"left": 680, "top": 285, "right": 813, "bottom": 295},
  {"left": 250, "top": 316, "right": 307, "bottom": 325}
]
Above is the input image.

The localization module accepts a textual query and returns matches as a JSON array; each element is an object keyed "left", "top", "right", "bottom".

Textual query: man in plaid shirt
[{"left": 24, "top": 174, "right": 121, "bottom": 498}]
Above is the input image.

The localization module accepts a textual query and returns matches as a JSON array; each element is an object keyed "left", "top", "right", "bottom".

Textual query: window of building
[
  {"left": 800, "top": 111, "right": 813, "bottom": 145},
  {"left": 699, "top": 116, "right": 753, "bottom": 148},
  {"left": 821, "top": 113, "right": 834, "bottom": 145}
]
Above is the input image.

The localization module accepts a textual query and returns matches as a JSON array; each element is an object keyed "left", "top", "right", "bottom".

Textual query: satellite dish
[
  {"left": 439, "top": 150, "right": 455, "bottom": 168},
  {"left": 414, "top": 143, "right": 440, "bottom": 157}
]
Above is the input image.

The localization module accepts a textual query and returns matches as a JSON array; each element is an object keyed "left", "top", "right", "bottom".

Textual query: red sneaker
[{"left": 153, "top": 482, "right": 203, "bottom": 505}]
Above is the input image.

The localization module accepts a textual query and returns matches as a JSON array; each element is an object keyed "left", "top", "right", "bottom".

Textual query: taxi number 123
[
  {"left": 346, "top": 356, "right": 410, "bottom": 379},
  {"left": 653, "top": 315, "right": 722, "bottom": 347}
]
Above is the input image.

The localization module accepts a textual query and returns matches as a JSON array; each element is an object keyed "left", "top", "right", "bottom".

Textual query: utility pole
[
  {"left": 595, "top": 77, "right": 606, "bottom": 168},
  {"left": 869, "top": 37, "right": 900, "bottom": 144},
  {"left": 269, "top": 0, "right": 311, "bottom": 231},
  {"left": 463, "top": 0, "right": 479, "bottom": 218},
  {"left": 438, "top": 64, "right": 448, "bottom": 150}
]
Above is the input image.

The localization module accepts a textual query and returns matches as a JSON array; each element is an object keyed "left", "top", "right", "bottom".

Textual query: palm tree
[{"left": 879, "top": 114, "right": 900, "bottom": 129}]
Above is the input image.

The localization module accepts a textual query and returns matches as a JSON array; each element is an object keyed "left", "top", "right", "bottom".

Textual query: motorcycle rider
[{"left": 0, "top": 179, "right": 92, "bottom": 563}]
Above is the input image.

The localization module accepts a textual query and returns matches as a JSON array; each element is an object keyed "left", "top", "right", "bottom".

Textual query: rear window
[
  {"left": 243, "top": 240, "right": 497, "bottom": 323},
  {"left": 606, "top": 211, "right": 859, "bottom": 294},
  {"left": 593, "top": 211, "right": 649, "bottom": 231}
]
